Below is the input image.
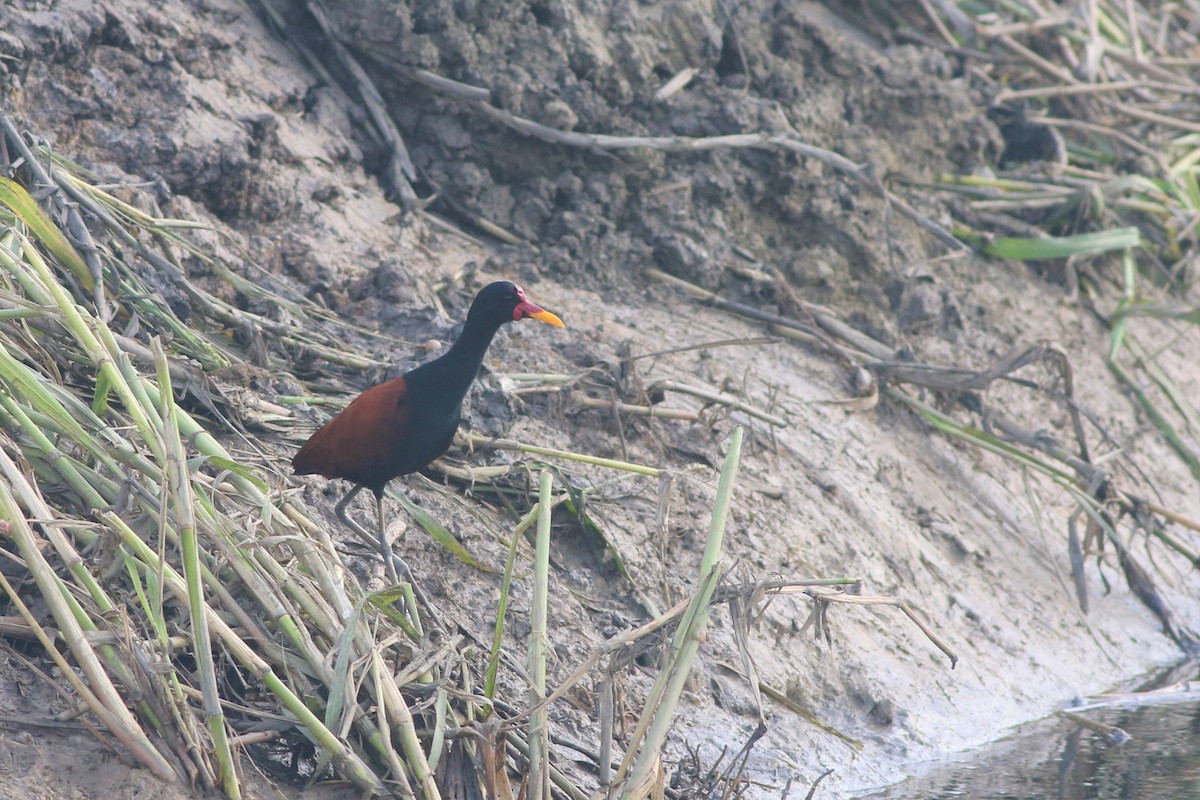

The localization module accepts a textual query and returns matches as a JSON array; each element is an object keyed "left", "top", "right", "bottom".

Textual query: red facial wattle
[{"left": 512, "top": 285, "right": 565, "bottom": 327}]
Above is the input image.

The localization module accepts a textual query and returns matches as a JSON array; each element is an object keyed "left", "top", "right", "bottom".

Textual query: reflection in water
[{"left": 859, "top": 664, "right": 1200, "bottom": 800}]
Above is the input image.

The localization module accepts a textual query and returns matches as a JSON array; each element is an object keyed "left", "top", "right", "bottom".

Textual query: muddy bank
[{"left": 2, "top": 1, "right": 1199, "bottom": 797}]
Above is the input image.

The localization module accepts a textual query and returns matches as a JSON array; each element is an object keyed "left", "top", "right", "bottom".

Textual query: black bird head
[{"left": 467, "top": 281, "right": 565, "bottom": 330}]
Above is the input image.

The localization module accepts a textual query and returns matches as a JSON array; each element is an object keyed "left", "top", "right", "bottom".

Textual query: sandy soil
[{"left": 2, "top": 0, "right": 1199, "bottom": 798}]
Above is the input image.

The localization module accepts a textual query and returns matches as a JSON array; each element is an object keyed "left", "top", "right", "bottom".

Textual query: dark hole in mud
[
  {"left": 529, "top": 2, "right": 558, "bottom": 28},
  {"left": 716, "top": 25, "right": 747, "bottom": 79},
  {"left": 245, "top": 735, "right": 329, "bottom": 786}
]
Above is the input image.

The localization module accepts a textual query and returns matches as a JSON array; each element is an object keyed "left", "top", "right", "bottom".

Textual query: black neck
[{"left": 413, "top": 314, "right": 504, "bottom": 399}]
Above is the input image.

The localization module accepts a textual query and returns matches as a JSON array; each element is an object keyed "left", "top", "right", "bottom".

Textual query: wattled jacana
[{"left": 293, "top": 281, "right": 565, "bottom": 580}]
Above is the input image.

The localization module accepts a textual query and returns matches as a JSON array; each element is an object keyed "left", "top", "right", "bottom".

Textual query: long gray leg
[
  {"left": 334, "top": 483, "right": 444, "bottom": 631},
  {"left": 374, "top": 490, "right": 400, "bottom": 585},
  {"left": 382, "top": 490, "right": 445, "bottom": 632},
  {"left": 335, "top": 484, "right": 397, "bottom": 583},
  {"left": 334, "top": 485, "right": 369, "bottom": 541}
]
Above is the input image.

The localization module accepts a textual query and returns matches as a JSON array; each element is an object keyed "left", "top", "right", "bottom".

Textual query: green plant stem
[
  {"left": 527, "top": 470, "right": 553, "bottom": 800},
  {"left": 620, "top": 427, "right": 743, "bottom": 792},
  {"left": 462, "top": 432, "right": 662, "bottom": 475},
  {"left": 154, "top": 340, "right": 239, "bottom": 799}
]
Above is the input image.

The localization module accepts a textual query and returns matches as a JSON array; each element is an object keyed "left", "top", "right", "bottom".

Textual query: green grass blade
[
  {"left": 0, "top": 177, "right": 94, "bottom": 289},
  {"left": 984, "top": 227, "right": 1140, "bottom": 260},
  {"left": 393, "top": 492, "right": 492, "bottom": 572}
]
